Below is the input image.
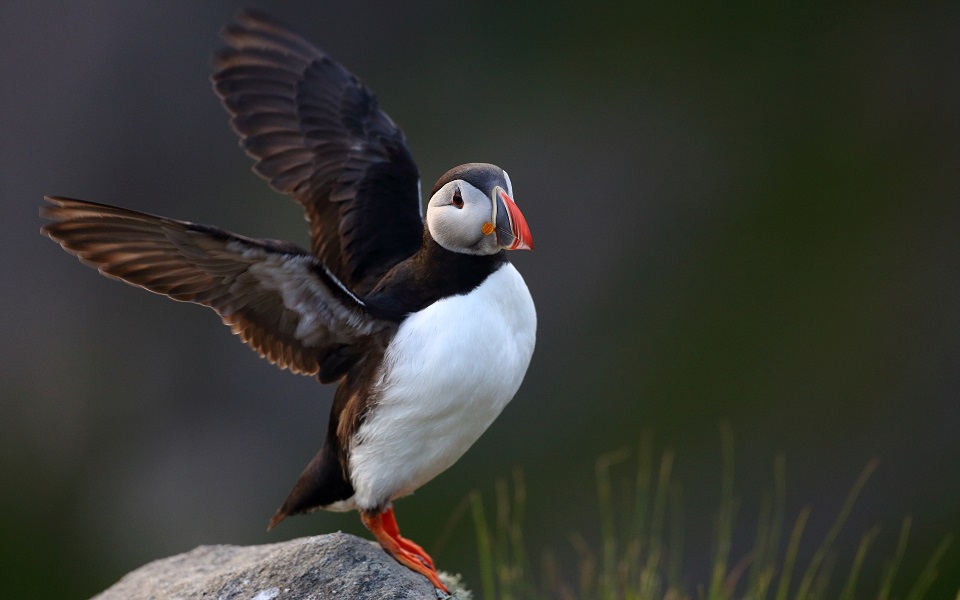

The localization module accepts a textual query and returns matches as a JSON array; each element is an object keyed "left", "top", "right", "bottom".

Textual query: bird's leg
[
  {"left": 381, "top": 506, "right": 435, "bottom": 569},
  {"left": 361, "top": 508, "right": 449, "bottom": 594}
]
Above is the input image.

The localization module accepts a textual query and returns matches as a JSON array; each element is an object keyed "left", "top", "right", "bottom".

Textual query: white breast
[{"left": 347, "top": 263, "right": 536, "bottom": 511}]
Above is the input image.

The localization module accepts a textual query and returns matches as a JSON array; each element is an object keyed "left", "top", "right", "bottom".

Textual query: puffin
[{"left": 40, "top": 10, "right": 535, "bottom": 594}]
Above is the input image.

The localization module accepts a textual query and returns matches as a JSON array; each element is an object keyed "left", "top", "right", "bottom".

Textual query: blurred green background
[{"left": 2, "top": 1, "right": 958, "bottom": 597}]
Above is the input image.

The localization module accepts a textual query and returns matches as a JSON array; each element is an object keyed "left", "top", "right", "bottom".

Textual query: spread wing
[
  {"left": 213, "top": 10, "right": 423, "bottom": 296},
  {"left": 41, "top": 196, "right": 388, "bottom": 382}
]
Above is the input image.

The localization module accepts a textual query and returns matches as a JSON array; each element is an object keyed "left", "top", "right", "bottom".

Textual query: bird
[{"left": 40, "top": 10, "right": 536, "bottom": 594}]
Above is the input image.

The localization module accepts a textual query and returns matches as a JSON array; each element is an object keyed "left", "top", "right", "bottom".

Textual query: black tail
[{"left": 268, "top": 441, "right": 354, "bottom": 530}]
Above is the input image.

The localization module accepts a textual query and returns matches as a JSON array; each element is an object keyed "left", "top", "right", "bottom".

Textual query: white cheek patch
[
  {"left": 425, "top": 189, "right": 457, "bottom": 252},
  {"left": 426, "top": 180, "right": 498, "bottom": 255}
]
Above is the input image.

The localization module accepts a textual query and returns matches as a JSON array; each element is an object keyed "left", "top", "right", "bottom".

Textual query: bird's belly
[{"left": 348, "top": 264, "right": 536, "bottom": 510}]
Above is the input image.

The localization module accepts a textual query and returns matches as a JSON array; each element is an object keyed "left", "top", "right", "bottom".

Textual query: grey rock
[{"left": 91, "top": 532, "right": 471, "bottom": 600}]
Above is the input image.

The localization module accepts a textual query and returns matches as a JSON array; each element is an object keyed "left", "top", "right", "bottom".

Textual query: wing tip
[
  {"left": 217, "top": 9, "right": 316, "bottom": 61},
  {"left": 40, "top": 196, "right": 88, "bottom": 237},
  {"left": 233, "top": 8, "right": 283, "bottom": 29},
  {"left": 220, "top": 9, "right": 277, "bottom": 41}
]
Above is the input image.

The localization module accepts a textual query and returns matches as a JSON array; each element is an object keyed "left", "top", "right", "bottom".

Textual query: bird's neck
[{"left": 364, "top": 236, "right": 507, "bottom": 321}]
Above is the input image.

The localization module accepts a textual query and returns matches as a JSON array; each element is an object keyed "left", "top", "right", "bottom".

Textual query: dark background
[{"left": 2, "top": 2, "right": 958, "bottom": 597}]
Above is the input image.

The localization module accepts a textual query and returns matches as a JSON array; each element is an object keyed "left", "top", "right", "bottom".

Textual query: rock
[{"left": 91, "top": 532, "right": 471, "bottom": 600}]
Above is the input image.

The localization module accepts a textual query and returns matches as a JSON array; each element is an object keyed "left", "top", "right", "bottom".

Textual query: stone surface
[{"left": 91, "top": 532, "right": 470, "bottom": 600}]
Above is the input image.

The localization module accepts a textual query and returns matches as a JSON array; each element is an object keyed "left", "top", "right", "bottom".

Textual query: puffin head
[{"left": 426, "top": 163, "right": 533, "bottom": 256}]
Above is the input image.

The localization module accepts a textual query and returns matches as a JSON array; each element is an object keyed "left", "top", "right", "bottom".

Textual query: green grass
[{"left": 467, "top": 429, "right": 955, "bottom": 600}]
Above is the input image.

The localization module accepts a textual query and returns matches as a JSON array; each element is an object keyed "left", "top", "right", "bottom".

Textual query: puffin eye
[{"left": 451, "top": 188, "right": 464, "bottom": 209}]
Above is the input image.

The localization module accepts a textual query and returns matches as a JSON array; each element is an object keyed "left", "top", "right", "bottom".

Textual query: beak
[{"left": 492, "top": 187, "right": 533, "bottom": 250}]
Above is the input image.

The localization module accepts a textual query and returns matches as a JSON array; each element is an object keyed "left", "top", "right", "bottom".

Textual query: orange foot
[
  {"left": 381, "top": 506, "right": 435, "bottom": 569},
  {"left": 361, "top": 507, "right": 448, "bottom": 594}
]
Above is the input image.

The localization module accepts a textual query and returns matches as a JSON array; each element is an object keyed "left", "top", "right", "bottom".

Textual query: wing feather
[
  {"left": 41, "top": 196, "right": 386, "bottom": 381},
  {"left": 212, "top": 10, "right": 423, "bottom": 295}
]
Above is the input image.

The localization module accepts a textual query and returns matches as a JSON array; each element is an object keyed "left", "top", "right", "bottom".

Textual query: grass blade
[
  {"left": 838, "top": 526, "right": 880, "bottom": 600},
  {"left": 905, "top": 535, "right": 953, "bottom": 600},
  {"left": 795, "top": 459, "right": 878, "bottom": 600},
  {"left": 597, "top": 448, "right": 630, "bottom": 600},
  {"left": 708, "top": 423, "right": 736, "bottom": 600},
  {"left": 774, "top": 506, "right": 811, "bottom": 600},
  {"left": 876, "top": 517, "right": 911, "bottom": 600},
  {"left": 465, "top": 443, "right": 950, "bottom": 600},
  {"left": 471, "top": 490, "right": 496, "bottom": 599}
]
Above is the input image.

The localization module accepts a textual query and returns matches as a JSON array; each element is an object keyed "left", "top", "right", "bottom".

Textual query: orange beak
[{"left": 493, "top": 188, "right": 533, "bottom": 251}]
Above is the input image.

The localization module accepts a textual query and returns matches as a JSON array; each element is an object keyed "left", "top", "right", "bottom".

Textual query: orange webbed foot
[
  {"left": 381, "top": 506, "right": 436, "bottom": 569},
  {"left": 361, "top": 507, "right": 448, "bottom": 594}
]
